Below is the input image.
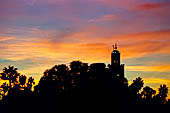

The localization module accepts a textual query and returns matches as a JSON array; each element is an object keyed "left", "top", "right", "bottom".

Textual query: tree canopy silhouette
[
  {"left": 1, "top": 66, "right": 20, "bottom": 88},
  {"left": 0, "top": 61, "right": 169, "bottom": 112}
]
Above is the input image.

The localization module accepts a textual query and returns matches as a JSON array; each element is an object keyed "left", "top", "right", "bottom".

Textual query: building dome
[
  {"left": 112, "top": 43, "right": 120, "bottom": 54},
  {"left": 112, "top": 50, "right": 120, "bottom": 54}
]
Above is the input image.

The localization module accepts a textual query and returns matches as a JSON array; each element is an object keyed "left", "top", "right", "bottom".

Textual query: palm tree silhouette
[
  {"left": 19, "top": 75, "right": 27, "bottom": 88},
  {"left": 158, "top": 84, "right": 168, "bottom": 103},
  {"left": 129, "top": 77, "right": 144, "bottom": 95},
  {"left": 1, "top": 66, "right": 20, "bottom": 88},
  {"left": 27, "top": 77, "right": 35, "bottom": 90},
  {"left": 141, "top": 86, "right": 156, "bottom": 101}
]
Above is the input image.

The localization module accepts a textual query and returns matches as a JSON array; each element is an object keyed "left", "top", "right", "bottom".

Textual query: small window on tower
[{"left": 114, "top": 60, "right": 118, "bottom": 64}]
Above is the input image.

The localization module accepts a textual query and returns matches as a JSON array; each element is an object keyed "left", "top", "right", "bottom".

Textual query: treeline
[{"left": 0, "top": 61, "right": 169, "bottom": 112}]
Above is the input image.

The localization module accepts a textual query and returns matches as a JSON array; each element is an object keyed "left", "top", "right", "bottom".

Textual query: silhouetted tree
[
  {"left": 0, "top": 61, "right": 169, "bottom": 112},
  {"left": 19, "top": 75, "right": 27, "bottom": 88},
  {"left": 0, "top": 66, "right": 20, "bottom": 88},
  {"left": 0, "top": 82, "right": 8, "bottom": 97},
  {"left": 129, "top": 77, "right": 144, "bottom": 104},
  {"left": 27, "top": 77, "right": 35, "bottom": 90},
  {"left": 70, "top": 61, "right": 88, "bottom": 88},
  {"left": 159, "top": 84, "right": 168, "bottom": 101},
  {"left": 154, "top": 84, "right": 168, "bottom": 104},
  {"left": 141, "top": 86, "right": 156, "bottom": 104},
  {"left": 38, "top": 64, "right": 71, "bottom": 96},
  {"left": 129, "top": 77, "right": 144, "bottom": 94}
]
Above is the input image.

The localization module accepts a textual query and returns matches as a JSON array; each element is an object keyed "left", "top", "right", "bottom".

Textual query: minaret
[
  {"left": 111, "top": 43, "right": 120, "bottom": 65},
  {"left": 110, "top": 44, "right": 124, "bottom": 77}
]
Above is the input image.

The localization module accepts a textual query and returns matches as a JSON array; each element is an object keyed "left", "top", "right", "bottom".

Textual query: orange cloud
[
  {"left": 143, "top": 78, "right": 170, "bottom": 84},
  {"left": 100, "top": 29, "right": 170, "bottom": 59},
  {"left": 1, "top": 27, "right": 170, "bottom": 87},
  {"left": 1, "top": 28, "right": 170, "bottom": 62},
  {"left": 0, "top": 36, "right": 16, "bottom": 42},
  {"left": 126, "top": 65, "right": 170, "bottom": 72}
]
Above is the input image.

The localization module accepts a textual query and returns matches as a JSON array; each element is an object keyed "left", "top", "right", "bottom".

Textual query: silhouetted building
[{"left": 110, "top": 44, "right": 124, "bottom": 77}]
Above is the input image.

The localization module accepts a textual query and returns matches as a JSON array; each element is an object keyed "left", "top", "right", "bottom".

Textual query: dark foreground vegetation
[{"left": 0, "top": 61, "right": 170, "bottom": 112}]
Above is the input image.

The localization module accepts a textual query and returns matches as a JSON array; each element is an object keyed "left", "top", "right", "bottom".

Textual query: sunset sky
[{"left": 0, "top": 0, "right": 170, "bottom": 95}]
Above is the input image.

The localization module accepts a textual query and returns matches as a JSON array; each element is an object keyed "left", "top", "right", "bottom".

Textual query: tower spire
[
  {"left": 115, "top": 43, "right": 117, "bottom": 49},
  {"left": 112, "top": 44, "right": 114, "bottom": 51},
  {"left": 112, "top": 43, "right": 118, "bottom": 50}
]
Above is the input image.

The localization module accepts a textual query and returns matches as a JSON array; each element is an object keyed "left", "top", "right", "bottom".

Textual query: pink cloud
[{"left": 136, "top": 2, "right": 170, "bottom": 10}]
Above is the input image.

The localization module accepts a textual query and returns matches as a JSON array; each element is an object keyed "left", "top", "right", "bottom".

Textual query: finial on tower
[
  {"left": 112, "top": 43, "right": 118, "bottom": 50},
  {"left": 112, "top": 44, "right": 114, "bottom": 51},
  {"left": 115, "top": 43, "right": 117, "bottom": 49}
]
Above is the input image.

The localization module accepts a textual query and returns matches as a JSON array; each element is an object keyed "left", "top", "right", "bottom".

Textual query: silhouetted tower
[
  {"left": 111, "top": 44, "right": 120, "bottom": 65},
  {"left": 110, "top": 44, "right": 124, "bottom": 77}
]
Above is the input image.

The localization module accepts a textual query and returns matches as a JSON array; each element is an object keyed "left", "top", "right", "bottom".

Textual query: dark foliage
[{"left": 0, "top": 62, "right": 169, "bottom": 112}]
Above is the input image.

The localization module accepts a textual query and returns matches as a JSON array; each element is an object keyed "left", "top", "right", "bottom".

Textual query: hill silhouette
[{"left": 0, "top": 61, "right": 170, "bottom": 112}]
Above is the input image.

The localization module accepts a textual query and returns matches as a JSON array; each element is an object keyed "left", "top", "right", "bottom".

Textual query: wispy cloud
[
  {"left": 88, "top": 14, "right": 116, "bottom": 23},
  {"left": 1, "top": 25, "right": 170, "bottom": 62},
  {"left": 0, "top": 36, "right": 16, "bottom": 42},
  {"left": 136, "top": 2, "right": 170, "bottom": 10},
  {"left": 126, "top": 65, "right": 170, "bottom": 72}
]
